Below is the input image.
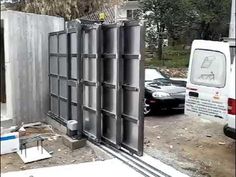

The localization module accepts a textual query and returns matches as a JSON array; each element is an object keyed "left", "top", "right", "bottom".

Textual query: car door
[{"left": 185, "top": 40, "right": 231, "bottom": 121}]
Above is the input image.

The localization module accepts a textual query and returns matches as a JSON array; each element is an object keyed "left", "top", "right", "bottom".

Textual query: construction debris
[
  {"left": 0, "top": 132, "right": 20, "bottom": 155},
  {"left": 218, "top": 142, "right": 226, "bottom": 145},
  {"left": 159, "top": 68, "right": 188, "bottom": 78},
  {"left": 22, "top": 122, "right": 42, "bottom": 128},
  {"left": 17, "top": 146, "right": 51, "bottom": 163}
]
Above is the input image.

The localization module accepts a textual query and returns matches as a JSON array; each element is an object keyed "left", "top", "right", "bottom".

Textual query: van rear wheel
[{"left": 223, "top": 124, "right": 236, "bottom": 139}]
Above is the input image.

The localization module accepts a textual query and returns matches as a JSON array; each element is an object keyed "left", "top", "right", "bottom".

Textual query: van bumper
[{"left": 224, "top": 124, "right": 236, "bottom": 139}]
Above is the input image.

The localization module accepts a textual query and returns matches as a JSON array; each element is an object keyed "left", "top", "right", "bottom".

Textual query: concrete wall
[{"left": 1, "top": 10, "right": 64, "bottom": 124}]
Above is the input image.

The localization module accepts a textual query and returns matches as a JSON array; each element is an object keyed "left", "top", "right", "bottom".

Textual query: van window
[{"left": 190, "top": 49, "right": 226, "bottom": 88}]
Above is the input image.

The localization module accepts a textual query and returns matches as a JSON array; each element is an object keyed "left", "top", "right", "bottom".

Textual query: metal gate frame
[
  {"left": 48, "top": 23, "right": 83, "bottom": 137},
  {"left": 81, "top": 24, "right": 102, "bottom": 141},
  {"left": 120, "top": 21, "right": 144, "bottom": 156},
  {"left": 48, "top": 30, "right": 69, "bottom": 125},
  {"left": 100, "top": 23, "right": 122, "bottom": 148},
  {"left": 48, "top": 21, "right": 144, "bottom": 156},
  {"left": 66, "top": 22, "right": 83, "bottom": 138}
]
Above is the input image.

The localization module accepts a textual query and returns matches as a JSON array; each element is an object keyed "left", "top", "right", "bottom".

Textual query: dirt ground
[
  {"left": 144, "top": 110, "right": 235, "bottom": 177},
  {"left": 1, "top": 126, "right": 110, "bottom": 173},
  {"left": 1, "top": 114, "right": 235, "bottom": 176}
]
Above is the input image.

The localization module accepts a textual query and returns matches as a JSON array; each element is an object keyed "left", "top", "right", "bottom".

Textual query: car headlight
[{"left": 152, "top": 92, "right": 170, "bottom": 98}]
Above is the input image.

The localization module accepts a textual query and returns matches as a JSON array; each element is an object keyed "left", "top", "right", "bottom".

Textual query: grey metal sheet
[
  {"left": 67, "top": 23, "right": 83, "bottom": 138},
  {"left": 49, "top": 35, "right": 57, "bottom": 53},
  {"left": 123, "top": 59, "right": 140, "bottom": 87},
  {"left": 83, "top": 110, "right": 97, "bottom": 137},
  {"left": 101, "top": 24, "right": 121, "bottom": 146},
  {"left": 49, "top": 31, "right": 69, "bottom": 124},
  {"left": 58, "top": 33, "right": 67, "bottom": 54},
  {"left": 49, "top": 56, "right": 58, "bottom": 74},
  {"left": 50, "top": 76, "right": 58, "bottom": 95},
  {"left": 71, "top": 57, "right": 77, "bottom": 79},
  {"left": 83, "top": 85, "right": 97, "bottom": 109},
  {"left": 59, "top": 78, "right": 68, "bottom": 99},
  {"left": 103, "top": 59, "right": 117, "bottom": 84},
  {"left": 83, "top": 57, "right": 97, "bottom": 82},
  {"left": 71, "top": 104, "right": 78, "bottom": 120},
  {"left": 70, "top": 33, "right": 77, "bottom": 54},
  {"left": 123, "top": 90, "right": 139, "bottom": 118},
  {"left": 59, "top": 98, "right": 68, "bottom": 120},
  {"left": 121, "top": 22, "right": 144, "bottom": 156},
  {"left": 102, "top": 87, "right": 116, "bottom": 113},
  {"left": 71, "top": 86, "right": 77, "bottom": 103},
  {"left": 59, "top": 57, "right": 67, "bottom": 77},
  {"left": 50, "top": 96, "right": 58, "bottom": 116},
  {"left": 81, "top": 24, "right": 101, "bottom": 141},
  {"left": 102, "top": 114, "right": 117, "bottom": 142}
]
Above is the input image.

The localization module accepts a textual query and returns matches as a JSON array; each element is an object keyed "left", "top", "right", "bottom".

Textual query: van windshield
[{"left": 190, "top": 49, "right": 226, "bottom": 88}]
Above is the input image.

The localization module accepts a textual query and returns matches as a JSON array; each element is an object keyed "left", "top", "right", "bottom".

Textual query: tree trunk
[
  {"left": 199, "top": 21, "right": 211, "bottom": 40},
  {"left": 158, "top": 33, "right": 163, "bottom": 60}
]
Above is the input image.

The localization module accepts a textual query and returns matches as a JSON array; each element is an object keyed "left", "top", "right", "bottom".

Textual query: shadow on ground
[{"left": 146, "top": 109, "right": 184, "bottom": 117}]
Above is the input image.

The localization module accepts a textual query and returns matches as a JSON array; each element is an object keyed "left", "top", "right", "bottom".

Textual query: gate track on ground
[{"left": 91, "top": 141, "right": 171, "bottom": 177}]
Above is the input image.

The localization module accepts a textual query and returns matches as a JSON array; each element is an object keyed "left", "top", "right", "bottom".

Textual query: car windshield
[{"left": 145, "top": 69, "right": 166, "bottom": 81}]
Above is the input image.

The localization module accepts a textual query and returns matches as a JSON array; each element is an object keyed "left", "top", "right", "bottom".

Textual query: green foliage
[
  {"left": 190, "top": 0, "right": 231, "bottom": 24},
  {"left": 5, "top": 0, "right": 112, "bottom": 20},
  {"left": 140, "top": 0, "right": 193, "bottom": 60},
  {"left": 189, "top": 0, "right": 231, "bottom": 40},
  {"left": 163, "top": 0, "right": 195, "bottom": 41},
  {"left": 145, "top": 46, "right": 190, "bottom": 68},
  {"left": 141, "top": 0, "right": 231, "bottom": 46}
]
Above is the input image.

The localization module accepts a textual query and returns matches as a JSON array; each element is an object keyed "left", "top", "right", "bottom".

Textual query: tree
[
  {"left": 140, "top": 0, "right": 192, "bottom": 60},
  {"left": 3, "top": 0, "right": 119, "bottom": 21},
  {"left": 163, "top": 0, "right": 195, "bottom": 46},
  {"left": 189, "top": 0, "right": 231, "bottom": 40}
]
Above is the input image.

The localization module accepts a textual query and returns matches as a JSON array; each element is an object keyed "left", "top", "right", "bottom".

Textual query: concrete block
[{"left": 62, "top": 135, "right": 86, "bottom": 150}]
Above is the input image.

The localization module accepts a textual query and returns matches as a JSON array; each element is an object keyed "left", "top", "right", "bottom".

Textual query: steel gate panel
[
  {"left": 49, "top": 31, "right": 69, "bottom": 124},
  {"left": 67, "top": 22, "right": 83, "bottom": 137},
  {"left": 121, "top": 22, "right": 144, "bottom": 156},
  {"left": 101, "top": 24, "right": 121, "bottom": 147},
  {"left": 48, "top": 28, "right": 81, "bottom": 126},
  {"left": 48, "top": 20, "right": 144, "bottom": 156},
  {"left": 58, "top": 32, "right": 69, "bottom": 122},
  {"left": 49, "top": 32, "right": 60, "bottom": 122},
  {"left": 81, "top": 24, "right": 101, "bottom": 141}
]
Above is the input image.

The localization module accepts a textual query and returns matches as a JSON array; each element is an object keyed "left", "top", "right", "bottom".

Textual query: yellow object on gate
[{"left": 99, "top": 12, "right": 106, "bottom": 21}]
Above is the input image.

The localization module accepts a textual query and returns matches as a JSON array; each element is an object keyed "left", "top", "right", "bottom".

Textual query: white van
[{"left": 185, "top": 40, "right": 235, "bottom": 139}]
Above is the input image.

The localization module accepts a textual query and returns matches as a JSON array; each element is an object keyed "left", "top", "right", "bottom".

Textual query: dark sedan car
[{"left": 144, "top": 69, "right": 186, "bottom": 115}]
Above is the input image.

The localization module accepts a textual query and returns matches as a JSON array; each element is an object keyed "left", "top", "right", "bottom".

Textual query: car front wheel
[{"left": 144, "top": 99, "right": 151, "bottom": 116}]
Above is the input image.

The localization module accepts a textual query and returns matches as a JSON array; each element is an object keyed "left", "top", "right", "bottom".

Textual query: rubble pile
[{"left": 159, "top": 68, "right": 188, "bottom": 78}]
